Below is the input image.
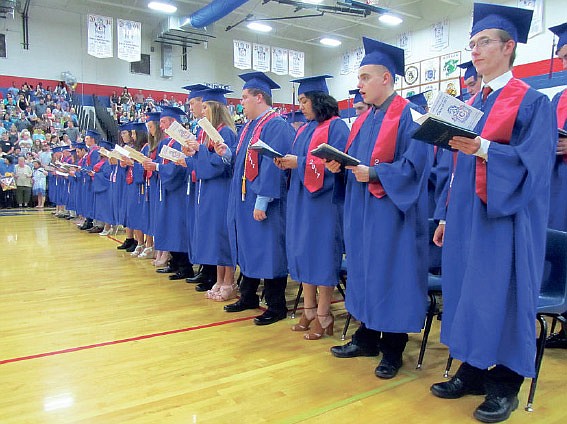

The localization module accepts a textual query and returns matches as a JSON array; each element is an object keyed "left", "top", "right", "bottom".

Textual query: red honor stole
[
  {"left": 475, "top": 78, "right": 529, "bottom": 203},
  {"left": 126, "top": 166, "right": 134, "bottom": 184},
  {"left": 145, "top": 147, "right": 158, "bottom": 179},
  {"left": 92, "top": 158, "right": 105, "bottom": 180},
  {"left": 85, "top": 145, "right": 100, "bottom": 166},
  {"left": 556, "top": 90, "right": 567, "bottom": 163},
  {"left": 236, "top": 110, "right": 278, "bottom": 182},
  {"left": 345, "top": 95, "right": 409, "bottom": 198},
  {"left": 295, "top": 117, "right": 339, "bottom": 193}
]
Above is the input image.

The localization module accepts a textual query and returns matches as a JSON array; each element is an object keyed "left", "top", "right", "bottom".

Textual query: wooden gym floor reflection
[{"left": 0, "top": 211, "right": 565, "bottom": 423}]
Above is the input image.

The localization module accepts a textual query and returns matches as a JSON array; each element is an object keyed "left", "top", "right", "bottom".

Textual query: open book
[
  {"left": 310, "top": 144, "right": 360, "bottom": 167},
  {"left": 165, "top": 121, "right": 195, "bottom": 147},
  {"left": 122, "top": 145, "right": 149, "bottom": 163},
  {"left": 197, "top": 117, "right": 224, "bottom": 144},
  {"left": 159, "top": 144, "right": 186, "bottom": 162},
  {"left": 411, "top": 92, "right": 483, "bottom": 150},
  {"left": 248, "top": 140, "right": 284, "bottom": 159}
]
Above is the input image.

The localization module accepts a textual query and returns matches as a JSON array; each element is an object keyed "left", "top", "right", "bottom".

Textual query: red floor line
[
  {"left": 0, "top": 315, "right": 256, "bottom": 366},
  {"left": 106, "top": 235, "right": 122, "bottom": 244}
]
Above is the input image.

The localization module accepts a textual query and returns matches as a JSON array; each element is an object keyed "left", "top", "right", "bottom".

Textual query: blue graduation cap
[
  {"left": 99, "top": 140, "right": 114, "bottom": 151},
  {"left": 290, "top": 75, "right": 332, "bottom": 95},
  {"left": 145, "top": 112, "right": 161, "bottom": 122},
  {"left": 52, "top": 146, "right": 64, "bottom": 153},
  {"left": 239, "top": 72, "right": 281, "bottom": 96},
  {"left": 284, "top": 111, "right": 306, "bottom": 123},
  {"left": 201, "top": 88, "right": 233, "bottom": 105},
  {"left": 183, "top": 84, "right": 209, "bottom": 100},
  {"left": 360, "top": 37, "right": 405, "bottom": 77},
  {"left": 74, "top": 143, "right": 87, "bottom": 150},
  {"left": 131, "top": 122, "right": 148, "bottom": 133},
  {"left": 349, "top": 88, "right": 364, "bottom": 104},
  {"left": 119, "top": 122, "right": 134, "bottom": 132},
  {"left": 471, "top": 3, "right": 533, "bottom": 44},
  {"left": 406, "top": 92, "right": 428, "bottom": 108},
  {"left": 85, "top": 129, "right": 101, "bottom": 141},
  {"left": 160, "top": 106, "right": 186, "bottom": 122},
  {"left": 549, "top": 22, "right": 567, "bottom": 54},
  {"left": 458, "top": 60, "right": 477, "bottom": 81}
]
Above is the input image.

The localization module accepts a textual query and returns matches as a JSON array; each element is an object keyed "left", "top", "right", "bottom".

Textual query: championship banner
[
  {"left": 340, "top": 50, "right": 351, "bottom": 75},
  {"left": 398, "top": 31, "right": 412, "bottom": 59},
  {"left": 271, "top": 47, "right": 288, "bottom": 76},
  {"left": 288, "top": 50, "right": 304, "bottom": 78},
  {"left": 87, "top": 14, "right": 113, "bottom": 58},
  {"left": 518, "top": 0, "right": 543, "bottom": 39},
  {"left": 253, "top": 43, "right": 270, "bottom": 72},
  {"left": 233, "top": 40, "right": 252, "bottom": 70},
  {"left": 117, "top": 19, "right": 141, "bottom": 62}
]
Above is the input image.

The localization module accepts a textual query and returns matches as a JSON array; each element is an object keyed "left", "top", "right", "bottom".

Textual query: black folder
[
  {"left": 310, "top": 144, "right": 361, "bottom": 167},
  {"left": 412, "top": 116, "right": 478, "bottom": 151},
  {"left": 248, "top": 141, "right": 284, "bottom": 159}
]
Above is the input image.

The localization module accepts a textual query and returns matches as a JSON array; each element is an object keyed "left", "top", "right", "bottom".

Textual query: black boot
[
  {"left": 125, "top": 240, "right": 138, "bottom": 253},
  {"left": 117, "top": 238, "right": 135, "bottom": 250}
]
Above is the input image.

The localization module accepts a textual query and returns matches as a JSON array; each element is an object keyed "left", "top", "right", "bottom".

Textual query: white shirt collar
[{"left": 482, "top": 71, "right": 513, "bottom": 95}]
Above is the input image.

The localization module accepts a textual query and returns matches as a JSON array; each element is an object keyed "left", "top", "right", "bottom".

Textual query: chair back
[{"left": 540, "top": 229, "right": 567, "bottom": 313}]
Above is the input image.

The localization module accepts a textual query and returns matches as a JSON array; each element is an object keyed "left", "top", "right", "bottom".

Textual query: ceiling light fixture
[
  {"left": 379, "top": 13, "right": 403, "bottom": 26},
  {"left": 247, "top": 22, "right": 273, "bottom": 32},
  {"left": 320, "top": 37, "right": 341, "bottom": 47},
  {"left": 148, "top": 1, "right": 177, "bottom": 14},
  {"left": 302, "top": 0, "right": 324, "bottom": 4}
]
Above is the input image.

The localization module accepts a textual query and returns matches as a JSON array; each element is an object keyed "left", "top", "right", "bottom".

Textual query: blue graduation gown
[
  {"left": 93, "top": 160, "right": 113, "bottom": 223},
  {"left": 83, "top": 148, "right": 100, "bottom": 219},
  {"left": 153, "top": 138, "right": 189, "bottom": 252},
  {"left": 113, "top": 165, "right": 127, "bottom": 226},
  {"left": 126, "top": 162, "right": 148, "bottom": 232},
  {"left": 286, "top": 119, "right": 349, "bottom": 286},
  {"left": 227, "top": 114, "right": 295, "bottom": 278},
  {"left": 441, "top": 83, "right": 555, "bottom": 378},
  {"left": 191, "top": 126, "right": 237, "bottom": 266},
  {"left": 343, "top": 102, "right": 431, "bottom": 333},
  {"left": 147, "top": 146, "right": 160, "bottom": 237},
  {"left": 548, "top": 89, "right": 567, "bottom": 231}
]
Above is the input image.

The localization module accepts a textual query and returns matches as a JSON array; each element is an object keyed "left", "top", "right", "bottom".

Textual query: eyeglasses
[{"left": 465, "top": 38, "right": 505, "bottom": 51}]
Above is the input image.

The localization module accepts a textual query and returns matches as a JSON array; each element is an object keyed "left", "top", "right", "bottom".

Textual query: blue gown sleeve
[
  {"left": 486, "top": 93, "right": 556, "bottom": 218},
  {"left": 194, "top": 127, "right": 237, "bottom": 180},
  {"left": 158, "top": 140, "right": 188, "bottom": 192},
  {"left": 432, "top": 149, "right": 454, "bottom": 221},
  {"left": 250, "top": 119, "right": 294, "bottom": 199}
]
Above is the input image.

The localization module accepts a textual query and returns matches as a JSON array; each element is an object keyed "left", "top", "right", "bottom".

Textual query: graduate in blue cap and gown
[
  {"left": 182, "top": 84, "right": 219, "bottom": 287},
  {"left": 430, "top": 4, "right": 555, "bottom": 422},
  {"left": 79, "top": 129, "right": 101, "bottom": 231},
  {"left": 70, "top": 143, "right": 88, "bottom": 221},
  {"left": 219, "top": 71, "right": 295, "bottom": 325},
  {"left": 181, "top": 88, "right": 238, "bottom": 297},
  {"left": 124, "top": 122, "right": 153, "bottom": 258},
  {"left": 283, "top": 109, "right": 306, "bottom": 131},
  {"left": 545, "top": 22, "right": 567, "bottom": 349},
  {"left": 275, "top": 75, "right": 349, "bottom": 339},
  {"left": 91, "top": 140, "right": 114, "bottom": 235},
  {"left": 458, "top": 60, "right": 482, "bottom": 101},
  {"left": 327, "top": 37, "right": 431, "bottom": 379},
  {"left": 143, "top": 106, "right": 193, "bottom": 280}
]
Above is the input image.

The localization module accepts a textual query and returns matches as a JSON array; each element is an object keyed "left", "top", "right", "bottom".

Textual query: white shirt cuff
[{"left": 474, "top": 136, "right": 490, "bottom": 161}]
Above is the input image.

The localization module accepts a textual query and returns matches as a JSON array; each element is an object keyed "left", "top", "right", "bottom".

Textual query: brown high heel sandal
[
  {"left": 304, "top": 313, "right": 334, "bottom": 340},
  {"left": 291, "top": 307, "right": 317, "bottom": 331}
]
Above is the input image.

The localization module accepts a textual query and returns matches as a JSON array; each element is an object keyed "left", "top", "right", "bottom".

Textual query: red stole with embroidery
[
  {"left": 475, "top": 78, "right": 529, "bottom": 203},
  {"left": 345, "top": 95, "right": 408, "bottom": 198},
  {"left": 295, "top": 117, "right": 338, "bottom": 193},
  {"left": 145, "top": 147, "right": 158, "bottom": 179},
  {"left": 86, "top": 145, "right": 100, "bottom": 166},
  {"left": 236, "top": 110, "right": 278, "bottom": 182}
]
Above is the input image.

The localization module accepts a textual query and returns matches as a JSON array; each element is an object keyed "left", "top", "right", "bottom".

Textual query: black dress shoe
[
  {"left": 473, "top": 395, "right": 519, "bottom": 423},
  {"left": 330, "top": 341, "right": 379, "bottom": 358},
  {"left": 254, "top": 310, "right": 287, "bottom": 325},
  {"left": 195, "top": 281, "right": 215, "bottom": 292},
  {"left": 156, "top": 266, "right": 176, "bottom": 274},
  {"left": 169, "top": 271, "right": 192, "bottom": 280},
  {"left": 79, "top": 222, "right": 93, "bottom": 230},
  {"left": 87, "top": 226, "right": 103, "bottom": 233},
  {"left": 431, "top": 377, "right": 486, "bottom": 399},
  {"left": 375, "top": 357, "right": 403, "bottom": 379},
  {"left": 125, "top": 241, "right": 138, "bottom": 253},
  {"left": 545, "top": 332, "right": 567, "bottom": 349},
  {"left": 117, "top": 238, "right": 135, "bottom": 250},
  {"left": 186, "top": 272, "right": 214, "bottom": 284},
  {"left": 224, "top": 300, "right": 259, "bottom": 313}
]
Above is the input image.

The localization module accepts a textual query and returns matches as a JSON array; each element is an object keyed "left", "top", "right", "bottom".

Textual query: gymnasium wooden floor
[{"left": 1, "top": 210, "right": 566, "bottom": 424}]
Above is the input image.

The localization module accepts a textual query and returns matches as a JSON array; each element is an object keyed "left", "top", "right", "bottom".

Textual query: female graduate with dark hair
[{"left": 275, "top": 75, "right": 349, "bottom": 339}]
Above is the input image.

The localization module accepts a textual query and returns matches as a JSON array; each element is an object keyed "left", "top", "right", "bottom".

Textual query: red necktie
[{"left": 482, "top": 86, "right": 492, "bottom": 102}]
